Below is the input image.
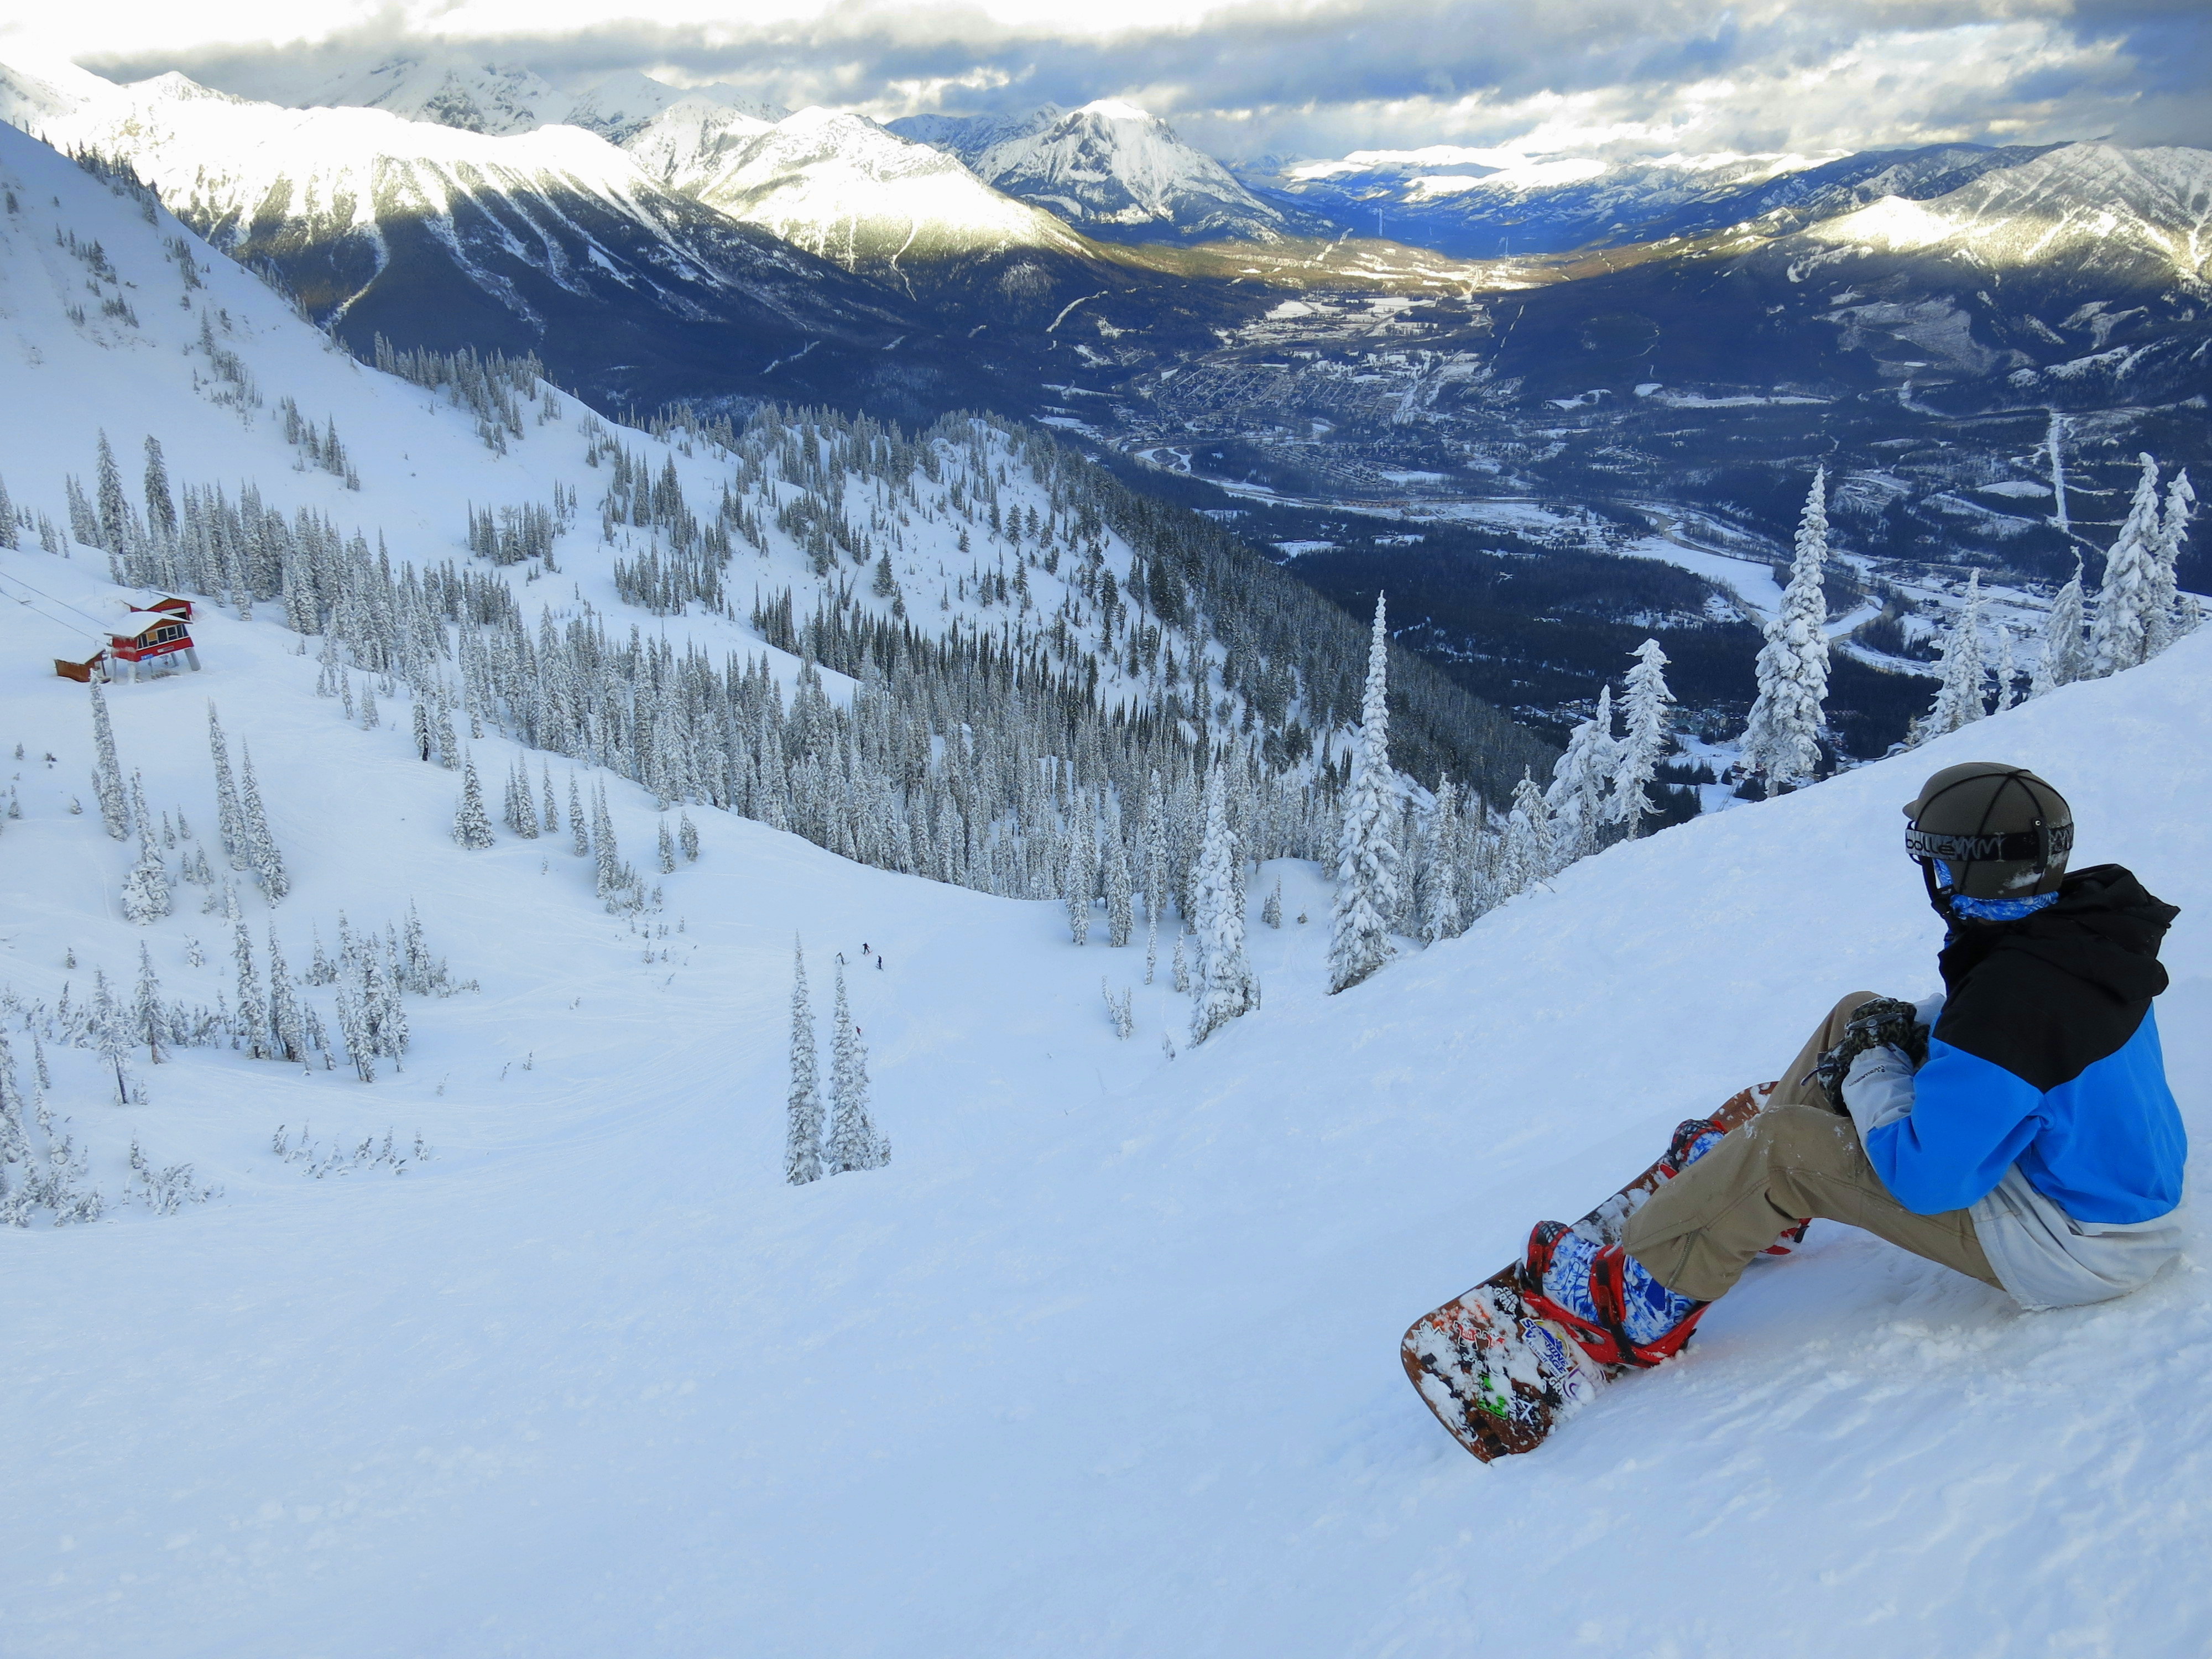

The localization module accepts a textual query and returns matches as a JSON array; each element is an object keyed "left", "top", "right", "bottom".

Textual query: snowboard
[{"left": 1401, "top": 1081, "right": 1781, "bottom": 1462}]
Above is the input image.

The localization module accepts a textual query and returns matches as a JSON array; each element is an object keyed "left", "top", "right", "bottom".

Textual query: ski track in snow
[{"left": 1, "top": 106, "right": 2210, "bottom": 1659}]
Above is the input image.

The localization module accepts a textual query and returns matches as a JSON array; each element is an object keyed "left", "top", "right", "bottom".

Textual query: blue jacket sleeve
[{"left": 1863, "top": 1037, "right": 2046, "bottom": 1215}]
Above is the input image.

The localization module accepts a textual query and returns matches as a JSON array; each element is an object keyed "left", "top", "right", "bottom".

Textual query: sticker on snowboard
[{"left": 1401, "top": 1082, "right": 1779, "bottom": 1462}]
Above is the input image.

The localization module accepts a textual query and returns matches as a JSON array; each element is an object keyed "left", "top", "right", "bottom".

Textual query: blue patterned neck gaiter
[{"left": 1933, "top": 860, "right": 2062, "bottom": 924}]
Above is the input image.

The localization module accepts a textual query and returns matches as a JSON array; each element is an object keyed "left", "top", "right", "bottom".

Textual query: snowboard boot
[
  {"left": 1661, "top": 1115, "right": 1727, "bottom": 1177},
  {"left": 1520, "top": 1220, "right": 1710, "bottom": 1369},
  {"left": 1660, "top": 1115, "right": 1811, "bottom": 1257}
]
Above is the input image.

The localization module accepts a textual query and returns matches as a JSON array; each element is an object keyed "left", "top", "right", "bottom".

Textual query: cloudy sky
[{"left": 9, "top": 0, "right": 2207, "bottom": 162}]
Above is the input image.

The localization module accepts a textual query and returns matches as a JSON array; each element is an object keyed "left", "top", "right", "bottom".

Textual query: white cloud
[{"left": 30, "top": 0, "right": 2208, "bottom": 163}]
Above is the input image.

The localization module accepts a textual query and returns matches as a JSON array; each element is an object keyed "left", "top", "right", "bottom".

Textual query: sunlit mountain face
[{"left": 893, "top": 101, "right": 1331, "bottom": 246}]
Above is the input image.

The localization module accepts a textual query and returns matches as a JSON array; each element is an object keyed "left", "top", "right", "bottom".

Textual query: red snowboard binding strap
[{"left": 1520, "top": 1221, "right": 1712, "bottom": 1370}]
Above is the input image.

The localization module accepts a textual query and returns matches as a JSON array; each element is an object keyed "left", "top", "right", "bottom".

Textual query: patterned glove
[{"left": 1811, "top": 997, "right": 1931, "bottom": 1113}]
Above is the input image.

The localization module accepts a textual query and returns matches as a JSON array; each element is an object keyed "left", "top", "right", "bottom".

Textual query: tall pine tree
[
  {"left": 826, "top": 962, "right": 889, "bottom": 1173},
  {"left": 785, "top": 938, "right": 824, "bottom": 1185},
  {"left": 1330, "top": 594, "right": 1399, "bottom": 994},
  {"left": 1190, "top": 761, "right": 1259, "bottom": 1042},
  {"left": 2033, "top": 562, "right": 2090, "bottom": 695},
  {"left": 1922, "top": 572, "right": 1989, "bottom": 738},
  {"left": 1611, "top": 639, "right": 1676, "bottom": 834},
  {"left": 452, "top": 754, "right": 495, "bottom": 849},
  {"left": 88, "top": 679, "right": 131, "bottom": 841},
  {"left": 239, "top": 744, "right": 289, "bottom": 901},
  {"left": 1739, "top": 468, "right": 1832, "bottom": 782},
  {"left": 2090, "top": 454, "right": 2164, "bottom": 676},
  {"left": 1545, "top": 684, "right": 1618, "bottom": 862}
]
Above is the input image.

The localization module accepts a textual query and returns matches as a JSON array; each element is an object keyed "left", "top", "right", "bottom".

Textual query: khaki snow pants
[{"left": 1621, "top": 991, "right": 2001, "bottom": 1302}]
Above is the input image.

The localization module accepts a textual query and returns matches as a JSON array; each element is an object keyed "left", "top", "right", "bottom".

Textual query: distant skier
[{"left": 1522, "top": 762, "right": 2187, "bottom": 1368}]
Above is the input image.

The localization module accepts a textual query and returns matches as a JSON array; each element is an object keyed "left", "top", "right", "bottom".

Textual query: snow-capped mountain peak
[
  {"left": 224, "top": 50, "right": 786, "bottom": 146},
  {"left": 971, "top": 100, "right": 1302, "bottom": 244},
  {"left": 891, "top": 99, "right": 1316, "bottom": 246},
  {"left": 620, "top": 97, "right": 784, "bottom": 192},
  {"left": 668, "top": 106, "right": 1092, "bottom": 273}
]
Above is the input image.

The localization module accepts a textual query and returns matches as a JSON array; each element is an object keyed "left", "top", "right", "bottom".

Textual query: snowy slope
[
  {"left": 1, "top": 564, "right": 2204, "bottom": 1652},
  {"left": 2, "top": 95, "right": 2210, "bottom": 1659}
]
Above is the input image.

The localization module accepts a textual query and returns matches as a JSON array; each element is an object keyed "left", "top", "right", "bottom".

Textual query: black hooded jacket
[
  {"left": 1935, "top": 864, "right": 2177, "bottom": 1092},
  {"left": 1865, "top": 864, "right": 2187, "bottom": 1221}
]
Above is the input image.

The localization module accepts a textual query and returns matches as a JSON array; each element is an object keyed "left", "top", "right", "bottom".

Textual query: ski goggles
[{"left": 1904, "top": 821, "right": 2073, "bottom": 867}]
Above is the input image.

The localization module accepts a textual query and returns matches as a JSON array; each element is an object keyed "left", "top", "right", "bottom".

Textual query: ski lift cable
[
  {"left": 5, "top": 599, "right": 106, "bottom": 645},
  {"left": 0, "top": 581, "right": 108, "bottom": 645},
  {"left": 0, "top": 567, "right": 121, "bottom": 636}
]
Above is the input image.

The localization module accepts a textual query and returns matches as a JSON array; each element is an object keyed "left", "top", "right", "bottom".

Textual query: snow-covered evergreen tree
[
  {"left": 1611, "top": 639, "right": 1676, "bottom": 834},
  {"left": 1262, "top": 879, "right": 1284, "bottom": 931},
  {"left": 1420, "top": 781, "right": 1463, "bottom": 943},
  {"left": 1330, "top": 593, "right": 1399, "bottom": 994},
  {"left": 2090, "top": 454, "right": 2166, "bottom": 676},
  {"left": 238, "top": 744, "right": 289, "bottom": 901},
  {"left": 89, "top": 680, "right": 131, "bottom": 841},
  {"left": 785, "top": 938, "right": 823, "bottom": 1185},
  {"left": 826, "top": 963, "right": 889, "bottom": 1174},
  {"left": 122, "top": 841, "right": 170, "bottom": 925},
  {"left": 94, "top": 429, "right": 131, "bottom": 555},
  {"left": 334, "top": 979, "right": 375, "bottom": 1082},
  {"left": 2033, "top": 563, "right": 2090, "bottom": 695},
  {"left": 1738, "top": 469, "right": 1833, "bottom": 781},
  {"left": 1502, "top": 770, "right": 1556, "bottom": 895},
  {"left": 1063, "top": 806, "right": 1096, "bottom": 946},
  {"left": 1990, "top": 622, "right": 2017, "bottom": 712},
  {"left": 1190, "top": 762, "right": 1259, "bottom": 1044},
  {"left": 1922, "top": 572, "right": 1989, "bottom": 738},
  {"left": 2145, "top": 467, "right": 2195, "bottom": 659},
  {"left": 208, "top": 703, "right": 244, "bottom": 867},
  {"left": 568, "top": 774, "right": 589, "bottom": 857},
  {"left": 266, "top": 927, "right": 305, "bottom": 1065},
  {"left": 1103, "top": 833, "right": 1134, "bottom": 948},
  {"left": 452, "top": 754, "right": 495, "bottom": 849},
  {"left": 592, "top": 785, "right": 621, "bottom": 899},
  {"left": 1546, "top": 685, "right": 1619, "bottom": 862},
  {"left": 91, "top": 969, "right": 132, "bottom": 1102},
  {"left": 143, "top": 435, "right": 176, "bottom": 541},
  {"left": 233, "top": 919, "right": 270, "bottom": 1061},
  {"left": 133, "top": 943, "right": 165, "bottom": 1063}
]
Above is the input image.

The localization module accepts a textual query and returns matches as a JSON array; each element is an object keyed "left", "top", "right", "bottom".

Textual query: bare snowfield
[{"left": 0, "top": 575, "right": 2204, "bottom": 1656}]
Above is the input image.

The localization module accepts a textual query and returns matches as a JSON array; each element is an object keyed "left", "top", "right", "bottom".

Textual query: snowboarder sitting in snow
[{"left": 1522, "top": 761, "right": 2188, "bottom": 1369}]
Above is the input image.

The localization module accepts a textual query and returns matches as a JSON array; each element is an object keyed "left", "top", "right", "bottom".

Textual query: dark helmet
[{"left": 1903, "top": 762, "right": 2074, "bottom": 901}]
